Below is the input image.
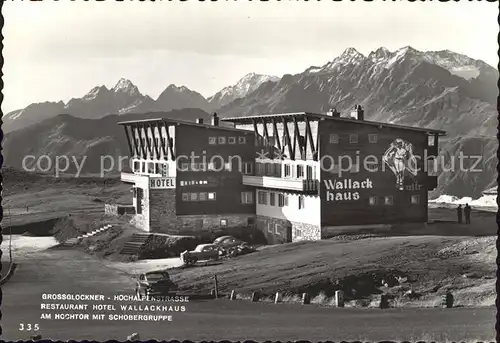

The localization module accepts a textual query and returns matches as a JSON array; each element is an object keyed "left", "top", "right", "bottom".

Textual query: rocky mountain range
[{"left": 3, "top": 46, "right": 498, "bottom": 197}]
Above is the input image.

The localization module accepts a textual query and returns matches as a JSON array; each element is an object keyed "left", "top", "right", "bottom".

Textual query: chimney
[
  {"left": 350, "top": 105, "right": 358, "bottom": 119},
  {"left": 211, "top": 112, "right": 219, "bottom": 126},
  {"left": 357, "top": 105, "right": 364, "bottom": 121},
  {"left": 326, "top": 108, "right": 341, "bottom": 117},
  {"left": 196, "top": 118, "right": 204, "bottom": 124}
]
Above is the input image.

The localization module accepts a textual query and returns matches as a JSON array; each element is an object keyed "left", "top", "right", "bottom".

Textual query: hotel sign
[{"left": 150, "top": 177, "right": 176, "bottom": 189}]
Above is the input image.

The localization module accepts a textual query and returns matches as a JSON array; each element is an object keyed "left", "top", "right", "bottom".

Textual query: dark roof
[
  {"left": 117, "top": 117, "right": 252, "bottom": 134},
  {"left": 221, "top": 112, "right": 446, "bottom": 136}
]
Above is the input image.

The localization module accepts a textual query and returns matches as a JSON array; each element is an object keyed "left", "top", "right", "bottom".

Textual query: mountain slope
[
  {"left": 3, "top": 79, "right": 211, "bottom": 133},
  {"left": 208, "top": 73, "right": 280, "bottom": 109},
  {"left": 3, "top": 109, "right": 211, "bottom": 175}
]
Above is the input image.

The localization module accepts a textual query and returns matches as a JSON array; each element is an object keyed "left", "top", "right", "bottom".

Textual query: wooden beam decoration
[
  {"left": 144, "top": 123, "right": 154, "bottom": 159},
  {"left": 150, "top": 123, "right": 161, "bottom": 160},
  {"left": 304, "top": 116, "right": 316, "bottom": 160},
  {"left": 252, "top": 118, "right": 260, "bottom": 147},
  {"left": 136, "top": 124, "right": 147, "bottom": 159},
  {"left": 157, "top": 122, "right": 168, "bottom": 160},
  {"left": 293, "top": 116, "right": 304, "bottom": 160},
  {"left": 262, "top": 118, "right": 273, "bottom": 159},
  {"left": 282, "top": 116, "right": 294, "bottom": 160},
  {"left": 163, "top": 122, "right": 175, "bottom": 160},
  {"left": 130, "top": 125, "right": 141, "bottom": 157},
  {"left": 272, "top": 117, "right": 282, "bottom": 151},
  {"left": 123, "top": 125, "right": 135, "bottom": 157}
]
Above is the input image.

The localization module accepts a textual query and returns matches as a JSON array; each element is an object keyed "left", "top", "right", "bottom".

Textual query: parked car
[
  {"left": 213, "top": 236, "right": 256, "bottom": 257},
  {"left": 180, "top": 244, "right": 221, "bottom": 266},
  {"left": 135, "top": 271, "right": 178, "bottom": 297}
]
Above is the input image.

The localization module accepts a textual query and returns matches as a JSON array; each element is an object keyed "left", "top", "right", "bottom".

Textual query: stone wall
[
  {"left": 105, "top": 203, "right": 135, "bottom": 216},
  {"left": 104, "top": 204, "right": 119, "bottom": 216},
  {"left": 149, "top": 189, "right": 180, "bottom": 234},
  {"left": 131, "top": 187, "right": 150, "bottom": 231},
  {"left": 177, "top": 214, "right": 255, "bottom": 239},
  {"left": 256, "top": 215, "right": 322, "bottom": 244}
]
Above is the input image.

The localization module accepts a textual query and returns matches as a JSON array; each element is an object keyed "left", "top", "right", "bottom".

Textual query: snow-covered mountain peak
[
  {"left": 82, "top": 85, "right": 109, "bottom": 101},
  {"left": 112, "top": 78, "right": 140, "bottom": 95}
]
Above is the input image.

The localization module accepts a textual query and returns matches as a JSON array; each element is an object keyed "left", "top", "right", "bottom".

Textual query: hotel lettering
[{"left": 324, "top": 178, "right": 374, "bottom": 201}]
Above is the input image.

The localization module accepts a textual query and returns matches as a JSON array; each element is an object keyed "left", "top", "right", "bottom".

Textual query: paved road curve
[{"left": 2, "top": 245, "right": 495, "bottom": 341}]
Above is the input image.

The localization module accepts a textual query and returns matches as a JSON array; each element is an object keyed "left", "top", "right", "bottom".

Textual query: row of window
[
  {"left": 369, "top": 195, "right": 420, "bottom": 206},
  {"left": 255, "top": 162, "right": 317, "bottom": 179},
  {"left": 208, "top": 136, "right": 247, "bottom": 145},
  {"left": 134, "top": 161, "right": 169, "bottom": 176},
  {"left": 180, "top": 162, "right": 253, "bottom": 174},
  {"left": 182, "top": 192, "right": 217, "bottom": 202},
  {"left": 329, "top": 133, "right": 378, "bottom": 144},
  {"left": 134, "top": 137, "right": 174, "bottom": 150},
  {"left": 181, "top": 191, "right": 254, "bottom": 204},
  {"left": 257, "top": 191, "right": 306, "bottom": 209}
]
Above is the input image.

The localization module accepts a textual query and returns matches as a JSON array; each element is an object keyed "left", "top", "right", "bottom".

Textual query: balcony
[
  {"left": 121, "top": 172, "right": 137, "bottom": 183},
  {"left": 242, "top": 175, "right": 318, "bottom": 194}
]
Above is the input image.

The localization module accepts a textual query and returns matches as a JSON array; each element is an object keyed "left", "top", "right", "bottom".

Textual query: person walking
[
  {"left": 464, "top": 203, "right": 472, "bottom": 224},
  {"left": 456, "top": 204, "right": 463, "bottom": 224}
]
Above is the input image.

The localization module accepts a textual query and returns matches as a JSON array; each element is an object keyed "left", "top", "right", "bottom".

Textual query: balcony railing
[{"left": 242, "top": 175, "right": 318, "bottom": 194}]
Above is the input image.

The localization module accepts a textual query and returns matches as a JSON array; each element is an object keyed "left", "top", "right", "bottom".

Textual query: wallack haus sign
[
  {"left": 323, "top": 178, "right": 374, "bottom": 201},
  {"left": 150, "top": 177, "right": 176, "bottom": 189}
]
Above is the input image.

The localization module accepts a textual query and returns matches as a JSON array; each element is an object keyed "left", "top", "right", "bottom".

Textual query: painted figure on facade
[{"left": 382, "top": 138, "right": 418, "bottom": 191}]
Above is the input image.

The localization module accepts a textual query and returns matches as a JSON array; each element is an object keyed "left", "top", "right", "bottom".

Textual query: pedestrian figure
[
  {"left": 456, "top": 204, "right": 463, "bottom": 224},
  {"left": 464, "top": 203, "right": 471, "bottom": 224}
]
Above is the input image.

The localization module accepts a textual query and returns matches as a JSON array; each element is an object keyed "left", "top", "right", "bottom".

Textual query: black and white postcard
[{"left": 1, "top": 0, "right": 498, "bottom": 341}]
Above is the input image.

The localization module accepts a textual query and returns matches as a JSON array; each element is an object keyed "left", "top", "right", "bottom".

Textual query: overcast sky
[{"left": 3, "top": 1, "right": 498, "bottom": 113}]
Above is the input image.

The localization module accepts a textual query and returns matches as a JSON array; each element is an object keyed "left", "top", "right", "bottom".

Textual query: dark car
[
  {"left": 213, "top": 236, "right": 255, "bottom": 257},
  {"left": 135, "top": 271, "right": 178, "bottom": 298},
  {"left": 180, "top": 244, "right": 221, "bottom": 266}
]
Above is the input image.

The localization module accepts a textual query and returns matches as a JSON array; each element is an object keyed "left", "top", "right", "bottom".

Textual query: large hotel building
[{"left": 119, "top": 108, "right": 445, "bottom": 243}]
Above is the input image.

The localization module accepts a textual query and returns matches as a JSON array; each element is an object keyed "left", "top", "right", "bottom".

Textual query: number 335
[{"left": 19, "top": 323, "right": 39, "bottom": 331}]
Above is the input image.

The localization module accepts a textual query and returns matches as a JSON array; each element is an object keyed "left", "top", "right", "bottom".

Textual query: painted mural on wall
[{"left": 382, "top": 138, "right": 418, "bottom": 191}]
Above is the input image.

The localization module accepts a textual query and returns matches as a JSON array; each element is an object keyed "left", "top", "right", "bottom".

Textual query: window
[
  {"left": 428, "top": 135, "right": 436, "bottom": 147},
  {"left": 306, "top": 165, "right": 313, "bottom": 179},
  {"left": 134, "top": 161, "right": 140, "bottom": 172},
  {"left": 228, "top": 137, "right": 236, "bottom": 144},
  {"left": 155, "top": 164, "right": 160, "bottom": 174},
  {"left": 368, "top": 134, "right": 378, "bottom": 144},
  {"left": 258, "top": 191, "right": 268, "bottom": 205},
  {"left": 269, "top": 192, "right": 276, "bottom": 206},
  {"left": 199, "top": 192, "right": 208, "bottom": 201},
  {"left": 238, "top": 136, "right": 246, "bottom": 144},
  {"left": 180, "top": 181, "right": 185, "bottom": 186},
  {"left": 294, "top": 228, "right": 303, "bottom": 237},
  {"left": 182, "top": 193, "right": 189, "bottom": 201},
  {"left": 148, "top": 163, "right": 155, "bottom": 173},
  {"left": 275, "top": 223, "right": 280, "bottom": 234},
  {"left": 350, "top": 134, "right": 359, "bottom": 144},
  {"left": 141, "top": 162, "right": 146, "bottom": 173},
  {"left": 220, "top": 219, "right": 228, "bottom": 227},
  {"left": 384, "top": 196, "right": 394, "bottom": 205},
  {"left": 132, "top": 188, "right": 137, "bottom": 197},
  {"left": 329, "top": 134, "right": 339, "bottom": 144},
  {"left": 256, "top": 163, "right": 265, "bottom": 175},
  {"left": 284, "top": 164, "right": 291, "bottom": 177},
  {"left": 190, "top": 193, "right": 198, "bottom": 201},
  {"left": 274, "top": 163, "right": 282, "bottom": 177},
  {"left": 208, "top": 137, "right": 217, "bottom": 145},
  {"left": 208, "top": 192, "right": 216, "bottom": 200},
  {"left": 247, "top": 217, "right": 255, "bottom": 226},
  {"left": 297, "top": 165, "right": 304, "bottom": 178},
  {"left": 411, "top": 195, "right": 420, "bottom": 205},
  {"left": 241, "top": 192, "right": 254, "bottom": 204},
  {"left": 266, "top": 163, "right": 274, "bottom": 176},
  {"left": 267, "top": 223, "right": 272, "bottom": 233},
  {"left": 243, "top": 162, "right": 253, "bottom": 175},
  {"left": 369, "top": 196, "right": 377, "bottom": 206},
  {"left": 218, "top": 136, "right": 226, "bottom": 145},
  {"left": 278, "top": 193, "right": 286, "bottom": 207},
  {"left": 298, "top": 196, "right": 305, "bottom": 209}
]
